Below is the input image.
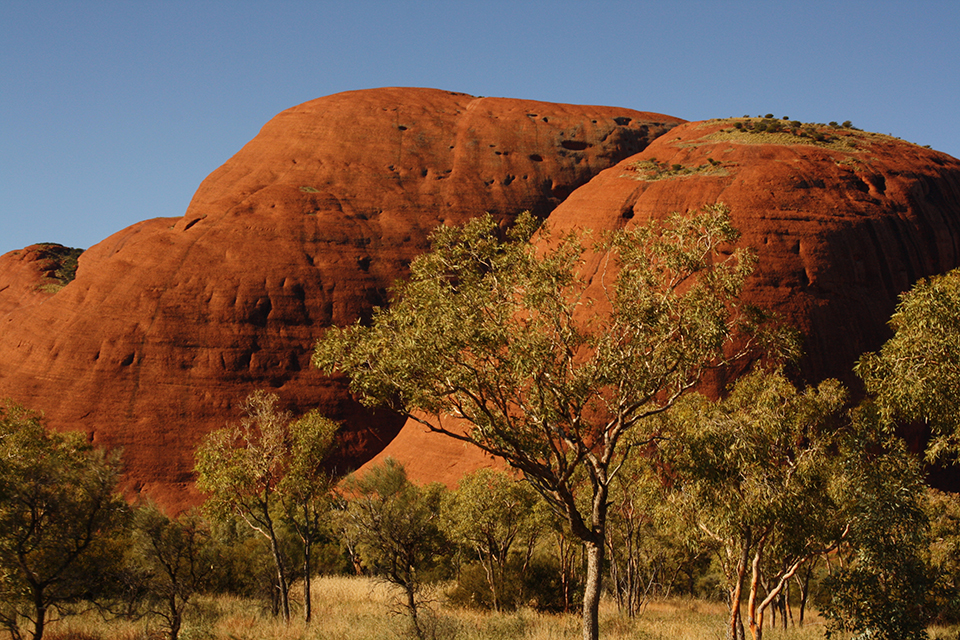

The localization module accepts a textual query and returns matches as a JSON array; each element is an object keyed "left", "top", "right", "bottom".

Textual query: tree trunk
[
  {"left": 582, "top": 539, "right": 605, "bottom": 640},
  {"left": 405, "top": 581, "right": 424, "bottom": 640},
  {"left": 303, "top": 537, "right": 313, "bottom": 623},
  {"left": 796, "top": 558, "right": 815, "bottom": 626},
  {"left": 747, "top": 534, "right": 769, "bottom": 640},
  {"left": 784, "top": 580, "right": 792, "bottom": 629},
  {"left": 269, "top": 532, "right": 291, "bottom": 622},
  {"left": 556, "top": 534, "right": 574, "bottom": 613},
  {"left": 31, "top": 601, "right": 46, "bottom": 640},
  {"left": 169, "top": 606, "right": 182, "bottom": 640},
  {"left": 729, "top": 532, "right": 751, "bottom": 640},
  {"left": 480, "top": 550, "right": 500, "bottom": 612}
]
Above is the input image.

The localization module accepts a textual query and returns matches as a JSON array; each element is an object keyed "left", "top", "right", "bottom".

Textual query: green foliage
[
  {"left": 124, "top": 505, "right": 220, "bottom": 640},
  {"left": 314, "top": 204, "right": 771, "bottom": 521},
  {"left": 820, "top": 406, "right": 936, "bottom": 640},
  {"left": 606, "top": 452, "right": 710, "bottom": 617},
  {"left": 194, "top": 390, "right": 339, "bottom": 622},
  {"left": 441, "top": 469, "right": 543, "bottom": 611},
  {"left": 202, "top": 517, "right": 279, "bottom": 601},
  {"left": 338, "top": 459, "right": 447, "bottom": 640},
  {"left": 721, "top": 118, "right": 849, "bottom": 146},
  {"left": 856, "top": 268, "right": 960, "bottom": 461},
  {"left": 315, "top": 205, "right": 776, "bottom": 640},
  {"left": 0, "top": 400, "right": 128, "bottom": 640},
  {"left": 446, "top": 554, "right": 574, "bottom": 614},
  {"left": 923, "top": 488, "right": 960, "bottom": 623},
  {"left": 627, "top": 158, "right": 727, "bottom": 181},
  {"left": 32, "top": 244, "right": 84, "bottom": 293},
  {"left": 659, "top": 370, "right": 849, "bottom": 639}
]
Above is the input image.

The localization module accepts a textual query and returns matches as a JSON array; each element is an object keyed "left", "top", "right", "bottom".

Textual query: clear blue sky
[{"left": 2, "top": 0, "right": 958, "bottom": 256}]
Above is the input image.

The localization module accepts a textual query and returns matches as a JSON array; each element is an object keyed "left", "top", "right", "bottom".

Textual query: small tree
[
  {"left": 820, "top": 404, "right": 937, "bottom": 640},
  {"left": 126, "top": 505, "right": 218, "bottom": 640},
  {"left": 0, "top": 400, "right": 128, "bottom": 640},
  {"left": 441, "top": 468, "right": 542, "bottom": 611},
  {"left": 194, "top": 390, "right": 338, "bottom": 622},
  {"left": 660, "top": 370, "right": 848, "bottom": 640},
  {"left": 315, "top": 205, "right": 776, "bottom": 640},
  {"left": 605, "top": 451, "right": 707, "bottom": 616},
  {"left": 339, "top": 459, "right": 446, "bottom": 640},
  {"left": 278, "top": 409, "right": 338, "bottom": 623}
]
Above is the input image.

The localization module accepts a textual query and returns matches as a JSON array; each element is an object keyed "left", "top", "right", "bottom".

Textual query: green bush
[{"left": 447, "top": 555, "right": 578, "bottom": 614}]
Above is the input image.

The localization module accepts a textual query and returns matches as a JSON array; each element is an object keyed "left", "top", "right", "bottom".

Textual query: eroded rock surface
[
  {"left": 549, "top": 119, "right": 960, "bottom": 390},
  {"left": 374, "top": 120, "right": 960, "bottom": 487},
  {"left": 0, "top": 87, "right": 681, "bottom": 509}
]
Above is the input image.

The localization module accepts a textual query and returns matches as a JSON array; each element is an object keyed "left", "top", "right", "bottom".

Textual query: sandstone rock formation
[
  {"left": 0, "top": 244, "right": 81, "bottom": 316},
  {"left": 0, "top": 87, "right": 681, "bottom": 510},
  {"left": 552, "top": 119, "right": 960, "bottom": 388},
  {"left": 372, "top": 119, "right": 960, "bottom": 487}
]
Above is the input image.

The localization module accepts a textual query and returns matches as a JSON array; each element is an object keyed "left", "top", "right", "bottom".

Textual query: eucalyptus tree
[
  {"left": 277, "top": 409, "right": 338, "bottom": 622},
  {"left": 339, "top": 459, "right": 446, "bottom": 640},
  {"left": 820, "top": 404, "right": 936, "bottom": 640},
  {"left": 315, "top": 205, "right": 776, "bottom": 640},
  {"left": 659, "top": 370, "right": 849, "bottom": 640},
  {"left": 441, "top": 468, "right": 542, "bottom": 611},
  {"left": 195, "top": 391, "right": 338, "bottom": 622},
  {"left": 605, "top": 449, "right": 706, "bottom": 617},
  {"left": 856, "top": 267, "right": 960, "bottom": 461},
  {"left": 0, "top": 400, "right": 128, "bottom": 640},
  {"left": 661, "top": 369, "right": 935, "bottom": 640}
]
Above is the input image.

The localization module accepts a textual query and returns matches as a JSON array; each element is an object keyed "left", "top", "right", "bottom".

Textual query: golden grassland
[
  {"left": 30, "top": 574, "right": 952, "bottom": 640},
  {"left": 37, "top": 575, "right": 960, "bottom": 640}
]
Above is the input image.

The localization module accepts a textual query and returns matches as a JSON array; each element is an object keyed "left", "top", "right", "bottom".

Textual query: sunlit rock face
[
  {"left": 546, "top": 119, "right": 960, "bottom": 392},
  {"left": 0, "top": 87, "right": 682, "bottom": 510},
  {"left": 373, "top": 119, "right": 960, "bottom": 487}
]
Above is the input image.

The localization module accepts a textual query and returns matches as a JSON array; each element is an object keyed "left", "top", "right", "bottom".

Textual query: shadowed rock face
[
  {"left": 371, "top": 120, "right": 960, "bottom": 488},
  {"left": 0, "top": 87, "right": 682, "bottom": 510}
]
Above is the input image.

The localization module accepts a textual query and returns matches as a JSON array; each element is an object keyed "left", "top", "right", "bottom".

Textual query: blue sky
[{"left": 2, "top": 0, "right": 959, "bottom": 255}]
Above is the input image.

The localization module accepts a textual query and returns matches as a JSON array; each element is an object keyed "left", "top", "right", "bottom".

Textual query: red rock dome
[
  {"left": 550, "top": 119, "right": 960, "bottom": 389},
  {"left": 374, "top": 119, "right": 960, "bottom": 486},
  {"left": 0, "top": 88, "right": 681, "bottom": 510}
]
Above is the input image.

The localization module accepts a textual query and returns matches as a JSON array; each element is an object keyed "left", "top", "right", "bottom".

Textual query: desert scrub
[
  {"left": 704, "top": 118, "right": 857, "bottom": 150},
  {"left": 624, "top": 157, "right": 728, "bottom": 181},
  {"left": 700, "top": 117, "right": 924, "bottom": 153},
  {"left": 33, "top": 243, "right": 83, "bottom": 293}
]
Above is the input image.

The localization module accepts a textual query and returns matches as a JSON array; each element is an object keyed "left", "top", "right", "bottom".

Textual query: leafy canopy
[
  {"left": 0, "top": 400, "right": 127, "bottom": 640},
  {"left": 315, "top": 205, "right": 772, "bottom": 519},
  {"left": 315, "top": 204, "right": 776, "bottom": 640},
  {"left": 856, "top": 268, "right": 960, "bottom": 460}
]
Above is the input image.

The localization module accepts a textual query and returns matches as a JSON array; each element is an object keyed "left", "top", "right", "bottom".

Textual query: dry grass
[
  {"left": 623, "top": 159, "right": 729, "bottom": 182},
  {"left": 40, "top": 575, "right": 953, "bottom": 640}
]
